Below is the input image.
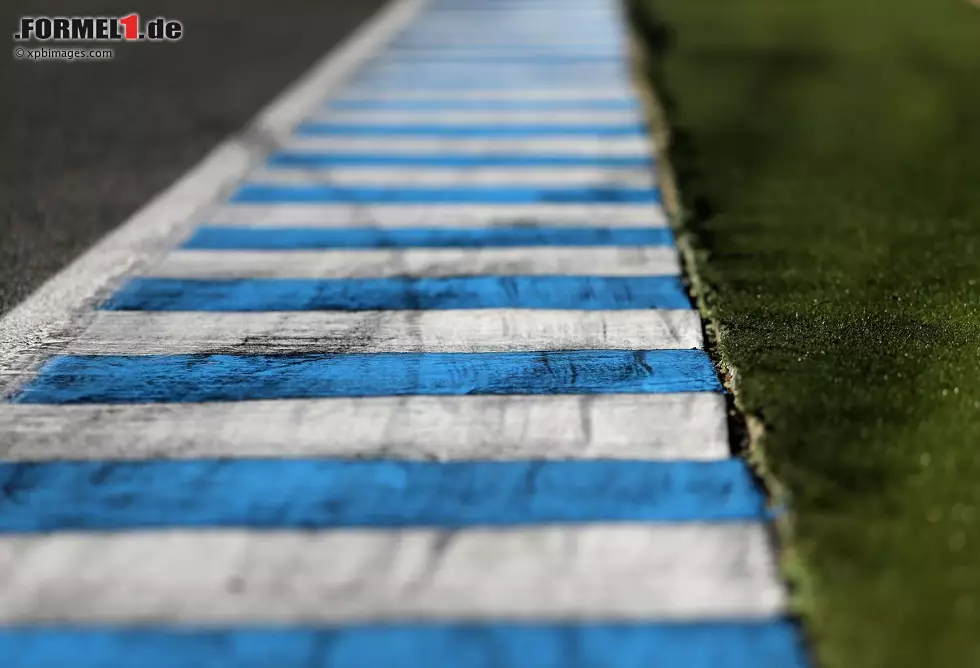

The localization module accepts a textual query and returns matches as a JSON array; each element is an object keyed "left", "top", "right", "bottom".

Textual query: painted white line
[
  {"left": 280, "top": 136, "right": 653, "bottom": 155},
  {"left": 150, "top": 247, "right": 681, "bottom": 279},
  {"left": 311, "top": 110, "right": 642, "bottom": 124},
  {"left": 66, "top": 309, "right": 703, "bottom": 355},
  {"left": 0, "top": 523, "right": 785, "bottom": 624},
  {"left": 206, "top": 203, "right": 669, "bottom": 228},
  {"left": 247, "top": 166, "right": 656, "bottom": 187},
  {"left": 0, "top": 393, "right": 728, "bottom": 462},
  {"left": 0, "top": 0, "right": 426, "bottom": 396}
]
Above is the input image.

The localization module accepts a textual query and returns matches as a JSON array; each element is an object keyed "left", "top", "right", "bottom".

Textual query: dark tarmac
[{"left": 0, "top": 0, "right": 386, "bottom": 317}]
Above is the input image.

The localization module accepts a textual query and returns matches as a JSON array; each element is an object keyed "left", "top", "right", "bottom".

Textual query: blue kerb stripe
[
  {"left": 325, "top": 99, "right": 640, "bottom": 110},
  {"left": 360, "top": 74, "right": 628, "bottom": 80},
  {"left": 0, "top": 621, "right": 810, "bottom": 668},
  {"left": 356, "top": 69, "right": 627, "bottom": 78},
  {"left": 13, "top": 349, "right": 721, "bottom": 404},
  {"left": 295, "top": 123, "right": 647, "bottom": 137},
  {"left": 0, "top": 459, "right": 763, "bottom": 532},
  {"left": 353, "top": 69, "right": 628, "bottom": 80},
  {"left": 381, "top": 41, "right": 622, "bottom": 46},
  {"left": 350, "top": 79, "right": 631, "bottom": 89},
  {"left": 342, "top": 82, "right": 635, "bottom": 93},
  {"left": 394, "top": 33, "right": 626, "bottom": 40},
  {"left": 384, "top": 48, "right": 628, "bottom": 57},
  {"left": 360, "top": 63, "right": 627, "bottom": 71},
  {"left": 100, "top": 276, "right": 692, "bottom": 311},
  {"left": 230, "top": 185, "right": 661, "bottom": 204},
  {"left": 267, "top": 152, "right": 653, "bottom": 168},
  {"left": 400, "top": 25, "right": 625, "bottom": 31},
  {"left": 388, "top": 42, "right": 627, "bottom": 51},
  {"left": 339, "top": 80, "right": 632, "bottom": 91},
  {"left": 369, "top": 54, "right": 625, "bottom": 63},
  {"left": 348, "top": 78, "right": 632, "bottom": 89},
  {"left": 394, "top": 33, "right": 626, "bottom": 41},
  {"left": 182, "top": 226, "right": 675, "bottom": 250}
]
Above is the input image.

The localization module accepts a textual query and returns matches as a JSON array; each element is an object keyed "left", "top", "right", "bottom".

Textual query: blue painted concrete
[
  {"left": 0, "top": 459, "right": 763, "bottom": 532},
  {"left": 0, "top": 621, "right": 810, "bottom": 668},
  {"left": 295, "top": 123, "right": 647, "bottom": 137},
  {"left": 100, "top": 276, "right": 693, "bottom": 311},
  {"left": 181, "top": 226, "right": 674, "bottom": 250},
  {"left": 230, "top": 185, "right": 661, "bottom": 204},
  {"left": 325, "top": 99, "right": 640, "bottom": 110},
  {"left": 13, "top": 349, "right": 722, "bottom": 404},
  {"left": 366, "top": 54, "right": 626, "bottom": 63},
  {"left": 266, "top": 152, "right": 652, "bottom": 168}
]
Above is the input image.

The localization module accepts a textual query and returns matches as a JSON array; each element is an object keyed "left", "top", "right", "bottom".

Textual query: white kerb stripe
[
  {"left": 312, "top": 110, "right": 642, "bottom": 124},
  {"left": 247, "top": 167, "right": 656, "bottom": 187},
  {"left": 0, "top": 393, "right": 729, "bottom": 461},
  {"left": 0, "top": 523, "right": 785, "bottom": 624},
  {"left": 281, "top": 136, "right": 653, "bottom": 155},
  {"left": 206, "top": 203, "right": 669, "bottom": 228},
  {"left": 150, "top": 247, "right": 681, "bottom": 279},
  {"left": 67, "top": 310, "right": 704, "bottom": 355}
]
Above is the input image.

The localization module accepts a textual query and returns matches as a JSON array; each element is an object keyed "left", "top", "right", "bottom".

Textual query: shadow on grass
[{"left": 628, "top": 0, "right": 832, "bottom": 244}]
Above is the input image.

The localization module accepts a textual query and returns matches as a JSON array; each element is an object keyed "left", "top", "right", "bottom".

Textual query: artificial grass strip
[{"left": 629, "top": 1, "right": 980, "bottom": 667}]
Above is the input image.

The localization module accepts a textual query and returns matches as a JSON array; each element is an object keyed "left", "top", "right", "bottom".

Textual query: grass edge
[{"left": 624, "top": 15, "right": 820, "bottom": 662}]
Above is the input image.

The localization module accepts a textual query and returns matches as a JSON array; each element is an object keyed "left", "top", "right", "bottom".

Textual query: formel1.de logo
[{"left": 14, "top": 15, "right": 183, "bottom": 42}]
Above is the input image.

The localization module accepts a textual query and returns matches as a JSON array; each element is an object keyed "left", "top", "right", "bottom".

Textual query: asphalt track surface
[{"left": 0, "top": 0, "right": 387, "bottom": 317}]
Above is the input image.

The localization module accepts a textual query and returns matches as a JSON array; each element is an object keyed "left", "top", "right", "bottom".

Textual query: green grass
[{"left": 629, "top": 0, "right": 980, "bottom": 666}]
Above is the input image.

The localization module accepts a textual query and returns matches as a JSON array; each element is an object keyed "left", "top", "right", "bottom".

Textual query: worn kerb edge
[{"left": 0, "top": 0, "right": 426, "bottom": 396}]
